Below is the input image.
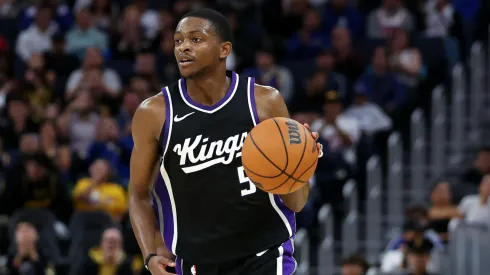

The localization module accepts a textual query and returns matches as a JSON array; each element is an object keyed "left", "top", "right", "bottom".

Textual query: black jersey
[{"left": 151, "top": 71, "right": 296, "bottom": 264}]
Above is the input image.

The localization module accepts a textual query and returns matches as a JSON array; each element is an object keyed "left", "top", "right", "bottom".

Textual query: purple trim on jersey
[
  {"left": 154, "top": 173, "right": 175, "bottom": 253},
  {"left": 175, "top": 257, "right": 183, "bottom": 275},
  {"left": 281, "top": 238, "right": 297, "bottom": 274},
  {"left": 248, "top": 77, "right": 260, "bottom": 124},
  {"left": 274, "top": 195, "right": 296, "bottom": 233},
  {"left": 160, "top": 87, "right": 171, "bottom": 154},
  {"left": 180, "top": 71, "right": 237, "bottom": 111}
]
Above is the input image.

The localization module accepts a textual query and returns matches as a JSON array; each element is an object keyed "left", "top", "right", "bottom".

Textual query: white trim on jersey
[
  {"left": 246, "top": 77, "right": 293, "bottom": 238},
  {"left": 152, "top": 188, "right": 165, "bottom": 237},
  {"left": 246, "top": 77, "right": 258, "bottom": 125},
  {"left": 178, "top": 71, "right": 240, "bottom": 114},
  {"left": 153, "top": 87, "right": 179, "bottom": 255},
  {"left": 163, "top": 86, "right": 174, "bottom": 156},
  {"left": 160, "top": 165, "right": 178, "bottom": 254},
  {"left": 277, "top": 245, "right": 284, "bottom": 275}
]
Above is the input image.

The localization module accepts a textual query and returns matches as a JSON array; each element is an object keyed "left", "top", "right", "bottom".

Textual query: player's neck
[{"left": 185, "top": 69, "right": 231, "bottom": 106}]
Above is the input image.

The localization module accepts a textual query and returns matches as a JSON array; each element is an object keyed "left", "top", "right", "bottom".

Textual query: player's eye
[
  {"left": 174, "top": 39, "right": 182, "bottom": 45},
  {"left": 192, "top": 37, "right": 202, "bottom": 43}
]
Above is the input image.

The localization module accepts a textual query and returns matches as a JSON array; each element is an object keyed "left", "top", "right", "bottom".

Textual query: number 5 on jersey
[{"left": 237, "top": 166, "right": 256, "bottom": 196}]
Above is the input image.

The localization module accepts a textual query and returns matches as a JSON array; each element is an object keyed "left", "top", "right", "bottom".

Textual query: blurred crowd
[{"left": 0, "top": 0, "right": 488, "bottom": 274}]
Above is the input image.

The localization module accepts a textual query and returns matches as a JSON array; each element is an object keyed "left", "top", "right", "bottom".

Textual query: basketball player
[{"left": 129, "top": 9, "right": 323, "bottom": 275}]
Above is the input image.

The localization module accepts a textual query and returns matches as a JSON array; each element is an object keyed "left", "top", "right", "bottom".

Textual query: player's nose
[{"left": 177, "top": 39, "right": 192, "bottom": 53}]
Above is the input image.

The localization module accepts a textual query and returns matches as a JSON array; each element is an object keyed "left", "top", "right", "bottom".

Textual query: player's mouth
[{"left": 178, "top": 57, "right": 195, "bottom": 67}]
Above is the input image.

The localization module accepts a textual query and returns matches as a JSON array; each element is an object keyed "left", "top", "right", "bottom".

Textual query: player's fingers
[
  {"left": 303, "top": 123, "right": 312, "bottom": 132},
  {"left": 311, "top": 132, "right": 319, "bottom": 140},
  {"left": 158, "top": 257, "right": 176, "bottom": 267}
]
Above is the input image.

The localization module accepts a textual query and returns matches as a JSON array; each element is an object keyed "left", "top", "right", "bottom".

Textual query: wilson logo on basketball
[
  {"left": 173, "top": 132, "right": 248, "bottom": 174},
  {"left": 285, "top": 120, "right": 301, "bottom": 145}
]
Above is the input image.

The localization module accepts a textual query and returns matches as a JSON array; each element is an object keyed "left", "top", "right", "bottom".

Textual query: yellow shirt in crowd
[{"left": 72, "top": 178, "right": 128, "bottom": 221}]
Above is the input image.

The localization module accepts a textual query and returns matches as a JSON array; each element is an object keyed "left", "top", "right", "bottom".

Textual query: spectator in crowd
[
  {"left": 3, "top": 152, "right": 72, "bottom": 222},
  {"left": 423, "top": 0, "right": 462, "bottom": 38},
  {"left": 78, "top": 227, "right": 133, "bottom": 275},
  {"left": 110, "top": 5, "right": 152, "bottom": 61},
  {"left": 1, "top": 93, "right": 39, "bottom": 151},
  {"left": 342, "top": 254, "right": 370, "bottom": 275},
  {"left": 134, "top": 49, "right": 160, "bottom": 94},
  {"left": 56, "top": 144, "right": 87, "bottom": 187},
  {"left": 6, "top": 220, "right": 53, "bottom": 275},
  {"left": 3, "top": 132, "right": 40, "bottom": 173},
  {"left": 57, "top": 90, "right": 99, "bottom": 158},
  {"left": 39, "top": 120, "right": 61, "bottom": 160},
  {"left": 88, "top": 0, "right": 119, "bottom": 32},
  {"left": 311, "top": 90, "right": 361, "bottom": 166},
  {"left": 460, "top": 147, "right": 490, "bottom": 186},
  {"left": 382, "top": 220, "right": 441, "bottom": 274},
  {"left": 243, "top": 48, "right": 294, "bottom": 104},
  {"left": 355, "top": 46, "right": 406, "bottom": 115},
  {"left": 291, "top": 71, "right": 339, "bottom": 114},
  {"left": 128, "top": 0, "right": 160, "bottom": 41},
  {"left": 0, "top": 0, "right": 19, "bottom": 19},
  {"left": 72, "top": 158, "right": 127, "bottom": 222},
  {"left": 223, "top": 8, "right": 261, "bottom": 71},
  {"left": 65, "top": 47, "right": 121, "bottom": 101},
  {"left": 344, "top": 88, "right": 393, "bottom": 136},
  {"left": 155, "top": 29, "right": 179, "bottom": 84},
  {"left": 405, "top": 242, "right": 435, "bottom": 275},
  {"left": 388, "top": 28, "right": 424, "bottom": 88},
  {"left": 18, "top": 0, "right": 73, "bottom": 33},
  {"left": 451, "top": 175, "right": 490, "bottom": 228},
  {"left": 323, "top": 0, "right": 363, "bottom": 42},
  {"left": 23, "top": 53, "right": 56, "bottom": 122},
  {"left": 286, "top": 8, "right": 324, "bottom": 60},
  {"left": 117, "top": 91, "right": 141, "bottom": 133},
  {"left": 331, "top": 26, "right": 365, "bottom": 91},
  {"left": 367, "top": 0, "right": 415, "bottom": 39},
  {"left": 44, "top": 32, "right": 80, "bottom": 87},
  {"left": 427, "top": 180, "right": 462, "bottom": 243},
  {"left": 86, "top": 117, "right": 132, "bottom": 186},
  {"left": 66, "top": 7, "right": 108, "bottom": 59},
  {"left": 15, "top": 5, "right": 56, "bottom": 62}
]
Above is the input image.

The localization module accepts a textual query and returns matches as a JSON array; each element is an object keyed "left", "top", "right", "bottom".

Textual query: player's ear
[{"left": 219, "top": 42, "right": 232, "bottom": 59}]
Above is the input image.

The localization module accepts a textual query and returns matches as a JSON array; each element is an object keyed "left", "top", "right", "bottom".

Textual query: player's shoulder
[
  {"left": 133, "top": 93, "right": 166, "bottom": 136},
  {"left": 253, "top": 84, "right": 283, "bottom": 103},
  {"left": 136, "top": 93, "right": 165, "bottom": 116}
]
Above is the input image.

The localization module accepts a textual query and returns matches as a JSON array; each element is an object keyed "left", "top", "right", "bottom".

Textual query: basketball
[{"left": 241, "top": 117, "right": 319, "bottom": 195}]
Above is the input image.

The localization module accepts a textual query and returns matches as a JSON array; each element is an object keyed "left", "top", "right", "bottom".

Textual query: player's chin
[{"left": 178, "top": 64, "right": 197, "bottom": 78}]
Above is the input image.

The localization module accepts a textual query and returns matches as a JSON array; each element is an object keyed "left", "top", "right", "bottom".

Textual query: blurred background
[{"left": 0, "top": 0, "right": 489, "bottom": 274}]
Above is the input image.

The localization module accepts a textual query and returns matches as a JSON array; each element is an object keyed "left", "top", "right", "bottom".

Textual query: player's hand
[
  {"left": 303, "top": 123, "right": 323, "bottom": 158},
  {"left": 148, "top": 255, "right": 176, "bottom": 275}
]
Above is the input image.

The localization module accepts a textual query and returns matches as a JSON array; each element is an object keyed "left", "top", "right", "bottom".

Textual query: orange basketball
[{"left": 241, "top": 117, "right": 319, "bottom": 195}]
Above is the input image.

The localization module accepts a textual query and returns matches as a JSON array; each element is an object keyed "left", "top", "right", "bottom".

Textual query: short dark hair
[
  {"left": 478, "top": 146, "right": 490, "bottom": 153},
  {"left": 181, "top": 8, "right": 233, "bottom": 43},
  {"left": 342, "top": 255, "right": 369, "bottom": 271}
]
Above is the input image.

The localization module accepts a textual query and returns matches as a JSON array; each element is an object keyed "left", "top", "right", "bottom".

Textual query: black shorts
[{"left": 175, "top": 239, "right": 296, "bottom": 275}]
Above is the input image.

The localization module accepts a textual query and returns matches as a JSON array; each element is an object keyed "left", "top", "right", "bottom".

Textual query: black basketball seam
[
  {"left": 287, "top": 127, "right": 317, "bottom": 192},
  {"left": 248, "top": 133, "right": 306, "bottom": 183},
  {"left": 263, "top": 123, "right": 308, "bottom": 192},
  {"left": 272, "top": 118, "right": 290, "bottom": 170},
  {"left": 288, "top": 157, "right": 318, "bottom": 193}
]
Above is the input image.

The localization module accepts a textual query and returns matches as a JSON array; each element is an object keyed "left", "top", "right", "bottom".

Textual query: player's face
[{"left": 174, "top": 17, "right": 230, "bottom": 78}]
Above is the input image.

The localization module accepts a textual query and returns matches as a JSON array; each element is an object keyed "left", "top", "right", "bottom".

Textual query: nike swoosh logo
[
  {"left": 174, "top": 112, "right": 195, "bottom": 122},
  {"left": 256, "top": 249, "right": 268, "bottom": 257}
]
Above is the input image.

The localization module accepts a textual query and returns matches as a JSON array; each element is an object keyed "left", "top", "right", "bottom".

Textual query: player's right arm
[{"left": 129, "top": 94, "right": 176, "bottom": 274}]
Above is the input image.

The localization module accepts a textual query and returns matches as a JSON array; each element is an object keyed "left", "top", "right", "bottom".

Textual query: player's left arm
[{"left": 254, "top": 84, "right": 322, "bottom": 212}]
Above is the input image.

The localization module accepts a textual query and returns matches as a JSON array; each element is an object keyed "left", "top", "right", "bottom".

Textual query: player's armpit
[
  {"left": 129, "top": 94, "right": 166, "bottom": 259},
  {"left": 253, "top": 85, "right": 310, "bottom": 212}
]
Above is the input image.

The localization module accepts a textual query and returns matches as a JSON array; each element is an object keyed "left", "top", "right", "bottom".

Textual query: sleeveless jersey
[{"left": 151, "top": 71, "right": 296, "bottom": 264}]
